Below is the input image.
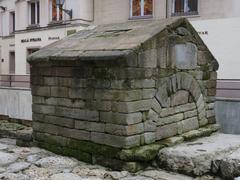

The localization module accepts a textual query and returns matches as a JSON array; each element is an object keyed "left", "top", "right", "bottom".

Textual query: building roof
[{"left": 28, "top": 18, "right": 212, "bottom": 62}]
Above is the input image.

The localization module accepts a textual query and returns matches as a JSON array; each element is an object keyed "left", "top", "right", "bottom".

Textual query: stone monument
[{"left": 28, "top": 18, "right": 219, "bottom": 172}]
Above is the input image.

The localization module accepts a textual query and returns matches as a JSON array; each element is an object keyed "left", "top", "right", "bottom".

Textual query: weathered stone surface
[
  {"left": 38, "top": 115, "right": 74, "bottom": 128},
  {"left": 111, "top": 79, "right": 155, "bottom": 89},
  {"left": 36, "top": 156, "right": 78, "bottom": 172},
  {"left": 139, "top": 169, "right": 193, "bottom": 180},
  {"left": 180, "top": 72, "right": 193, "bottom": 91},
  {"left": 32, "top": 104, "right": 55, "bottom": 115},
  {"left": 91, "top": 132, "right": 140, "bottom": 148},
  {"left": 158, "top": 134, "right": 240, "bottom": 176},
  {"left": 141, "top": 132, "right": 156, "bottom": 144},
  {"left": 177, "top": 117, "right": 199, "bottom": 134},
  {"left": 199, "top": 117, "right": 208, "bottom": 127},
  {"left": 160, "top": 136, "right": 184, "bottom": 147},
  {"left": 7, "top": 162, "right": 30, "bottom": 173},
  {"left": 100, "top": 112, "right": 142, "bottom": 125},
  {"left": 144, "top": 120, "right": 157, "bottom": 132},
  {"left": 75, "top": 121, "right": 105, "bottom": 133},
  {"left": 119, "top": 144, "right": 164, "bottom": 161},
  {"left": 214, "top": 148, "right": 240, "bottom": 179},
  {"left": 94, "top": 90, "right": 142, "bottom": 101},
  {"left": 184, "top": 110, "right": 198, "bottom": 119},
  {"left": 138, "top": 49, "right": 157, "bottom": 68},
  {"left": 156, "top": 123, "right": 178, "bottom": 140},
  {"left": 50, "top": 87, "right": 69, "bottom": 98},
  {"left": 50, "top": 173, "right": 84, "bottom": 180},
  {"left": 121, "top": 175, "right": 153, "bottom": 180},
  {"left": 112, "top": 100, "right": 152, "bottom": 113},
  {"left": 33, "top": 122, "right": 91, "bottom": 141},
  {"left": 0, "top": 152, "right": 18, "bottom": 166},
  {"left": 32, "top": 86, "right": 51, "bottom": 97},
  {"left": 151, "top": 98, "right": 162, "bottom": 114},
  {"left": 55, "top": 107, "right": 99, "bottom": 121},
  {"left": 105, "top": 123, "right": 144, "bottom": 136},
  {"left": 156, "top": 83, "right": 170, "bottom": 108},
  {"left": 176, "top": 27, "right": 191, "bottom": 36},
  {"left": 171, "top": 43, "right": 197, "bottom": 70},
  {"left": 206, "top": 110, "right": 215, "bottom": 118},
  {"left": 0, "top": 173, "right": 29, "bottom": 180},
  {"left": 157, "top": 46, "right": 168, "bottom": 68},
  {"left": 171, "top": 90, "right": 189, "bottom": 107},
  {"left": 142, "top": 89, "right": 156, "bottom": 99},
  {"left": 160, "top": 103, "right": 196, "bottom": 117},
  {"left": 198, "top": 51, "right": 211, "bottom": 65},
  {"left": 27, "top": 154, "right": 42, "bottom": 163},
  {"left": 158, "top": 113, "right": 184, "bottom": 126}
]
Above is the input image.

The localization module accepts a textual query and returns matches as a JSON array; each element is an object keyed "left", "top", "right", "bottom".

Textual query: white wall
[
  {"left": 198, "top": 0, "right": 240, "bottom": 20},
  {"left": 15, "top": 1, "right": 28, "bottom": 31},
  {"left": 191, "top": 18, "right": 240, "bottom": 79},
  {"left": 0, "top": 87, "right": 32, "bottom": 120}
]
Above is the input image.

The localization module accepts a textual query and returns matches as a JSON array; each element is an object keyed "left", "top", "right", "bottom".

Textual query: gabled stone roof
[{"left": 28, "top": 18, "right": 213, "bottom": 62}]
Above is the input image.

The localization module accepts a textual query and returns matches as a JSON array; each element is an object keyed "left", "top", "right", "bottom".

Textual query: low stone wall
[{"left": 29, "top": 19, "right": 218, "bottom": 171}]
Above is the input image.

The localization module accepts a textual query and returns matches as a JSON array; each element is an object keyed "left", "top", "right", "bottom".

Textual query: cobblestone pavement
[{"left": 0, "top": 138, "right": 218, "bottom": 180}]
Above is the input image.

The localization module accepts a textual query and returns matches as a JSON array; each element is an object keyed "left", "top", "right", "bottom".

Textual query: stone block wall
[{"left": 30, "top": 23, "right": 218, "bottom": 171}]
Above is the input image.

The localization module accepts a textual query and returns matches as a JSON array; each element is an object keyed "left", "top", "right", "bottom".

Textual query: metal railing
[
  {"left": 217, "top": 79, "right": 240, "bottom": 100},
  {"left": 0, "top": 74, "right": 30, "bottom": 88}
]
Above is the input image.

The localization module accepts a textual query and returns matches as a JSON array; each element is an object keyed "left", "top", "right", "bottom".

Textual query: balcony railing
[
  {"left": 0, "top": 74, "right": 30, "bottom": 88},
  {"left": 217, "top": 79, "right": 240, "bottom": 100}
]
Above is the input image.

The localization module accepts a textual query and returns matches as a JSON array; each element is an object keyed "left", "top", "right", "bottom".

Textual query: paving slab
[
  {"left": 158, "top": 133, "right": 240, "bottom": 176},
  {"left": 0, "top": 152, "right": 18, "bottom": 166},
  {"left": 0, "top": 137, "right": 219, "bottom": 179}
]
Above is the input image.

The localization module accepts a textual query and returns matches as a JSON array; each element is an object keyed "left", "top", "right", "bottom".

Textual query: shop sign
[
  {"left": 48, "top": 36, "right": 60, "bottom": 41},
  {"left": 21, "top": 38, "right": 42, "bottom": 43}
]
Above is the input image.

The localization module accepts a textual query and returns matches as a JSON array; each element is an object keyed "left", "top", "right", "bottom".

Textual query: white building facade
[
  {"left": 1, "top": 0, "right": 240, "bottom": 76},
  {"left": 0, "top": 0, "right": 94, "bottom": 75}
]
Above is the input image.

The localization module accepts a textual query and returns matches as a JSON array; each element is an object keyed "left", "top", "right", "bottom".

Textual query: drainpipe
[
  {"left": 166, "top": 0, "right": 168, "bottom": 18},
  {"left": 92, "top": 0, "right": 95, "bottom": 22}
]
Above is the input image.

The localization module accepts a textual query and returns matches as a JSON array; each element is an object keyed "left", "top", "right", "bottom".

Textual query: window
[
  {"left": 172, "top": 0, "right": 198, "bottom": 16},
  {"left": 50, "top": 0, "right": 63, "bottom": 22},
  {"left": 9, "top": 52, "right": 15, "bottom": 74},
  {"left": 130, "top": 0, "right": 153, "bottom": 18},
  {"left": 26, "top": 48, "right": 39, "bottom": 74},
  {"left": 9, "top": 12, "right": 15, "bottom": 34},
  {"left": 29, "top": 1, "right": 40, "bottom": 25}
]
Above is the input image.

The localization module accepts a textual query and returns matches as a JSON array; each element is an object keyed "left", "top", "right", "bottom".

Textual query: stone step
[{"left": 157, "top": 133, "right": 240, "bottom": 177}]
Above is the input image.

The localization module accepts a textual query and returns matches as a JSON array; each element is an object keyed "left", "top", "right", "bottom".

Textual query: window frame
[
  {"left": 9, "top": 11, "right": 15, "bottom": 34},
  {"left": 129, "top": 0, "right": 153, "bottom": 19},
  {"left": 49, "top": 0, "right": 63, "bottom": 23},
  {"left": 28, "top": 1, "right": 40, "bottom": 26},
  {"left": 172, "top": 0, "right": 198, "bottom": 16}
]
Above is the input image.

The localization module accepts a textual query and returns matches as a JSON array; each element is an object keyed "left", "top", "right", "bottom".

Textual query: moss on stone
[
  {"left": 119, "top": 143, "right": 164, "bottom": 162},
  {"left": 61, "top": 147, "right": 92, "bottom": 163},
  {"left": 0, "top": 121, "right": 26, "bottom": 131},
  {"left": 68, "top": 139, "right": 121, "bottom": 158},
  {"left": 123, "top": 162, "right": 148, "bottom": 173}
]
